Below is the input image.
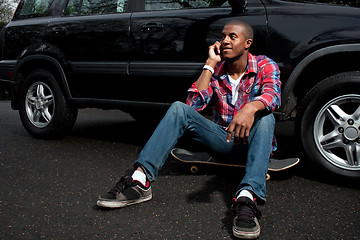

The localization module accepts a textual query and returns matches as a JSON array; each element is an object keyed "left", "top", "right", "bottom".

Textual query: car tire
[
  {"left": 18, "top": 69, "right": 78, "bottom": 139},
  {"left": 297, "top": 71, "right": 360, "bottom": 179}
]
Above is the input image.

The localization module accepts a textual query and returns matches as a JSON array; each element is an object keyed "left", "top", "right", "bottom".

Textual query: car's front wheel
[
  {"left": 18, "top": 69, "right": 78, "bottom": 139},
  {"left": 298, "top": 71, "right": 360, "bottom": 179}
]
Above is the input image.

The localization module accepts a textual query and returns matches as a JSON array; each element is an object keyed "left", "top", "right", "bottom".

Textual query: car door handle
[
  {"left": 140, "top": 22, "right": 164, "bottom": 33},
  {"left": 50, "top": 27, "right": 67, "bottom": 36}
]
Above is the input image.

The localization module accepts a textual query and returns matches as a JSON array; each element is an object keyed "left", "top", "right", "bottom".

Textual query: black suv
[{"left": 1, "top": 0, "right": 360, "bottom": 179}]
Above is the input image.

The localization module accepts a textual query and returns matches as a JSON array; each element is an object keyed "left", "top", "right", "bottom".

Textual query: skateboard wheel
[
  {"left": 190, "top": 165, "right": 199, "bottom": 174},
  {"left": 266, "top": 173, "right": 270, "bottom": 180}
]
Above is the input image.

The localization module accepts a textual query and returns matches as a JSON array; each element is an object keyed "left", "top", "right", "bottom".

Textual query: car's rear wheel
[
  {"left": 18, "top": 69, "right": 78, "bottom": 139},
  {"left": 297, "top": 71, "right": 360, "bottom": 179}
]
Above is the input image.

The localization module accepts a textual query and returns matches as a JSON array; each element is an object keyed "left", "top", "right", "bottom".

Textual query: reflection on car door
[
  {"left": 47, "top": 0, "right": 131, "bottom": 100},
  {"left": 129, "top": 0, "right": 269, "bottom": 104}
]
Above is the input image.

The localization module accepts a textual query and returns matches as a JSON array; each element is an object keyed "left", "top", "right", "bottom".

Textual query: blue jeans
[{"left": 135, "top": 101, "right": 275, "bottom": 203}]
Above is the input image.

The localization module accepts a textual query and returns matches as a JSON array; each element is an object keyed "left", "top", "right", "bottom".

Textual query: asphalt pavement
[{"left": 0, "top": 101, "right": 359, "bottom": 239}]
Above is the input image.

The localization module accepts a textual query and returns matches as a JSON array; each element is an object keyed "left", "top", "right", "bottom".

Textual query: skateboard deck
[{"left": 171, "top": 148, "right": 300, "bottom": 179}]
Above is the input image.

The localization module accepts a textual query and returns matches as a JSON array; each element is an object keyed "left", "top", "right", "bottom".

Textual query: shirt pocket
[
  {"left": 246, "top": 77, "right": 263, "bottom": 100},
  {"left": 245, "top": 83, "right": 254, "bottom": 94},
  {"left": 244, "top": 76, "right": 255, "bottom": 94},
  {"left": 216, "top": 87, "right": 228, "bottom": 100}
]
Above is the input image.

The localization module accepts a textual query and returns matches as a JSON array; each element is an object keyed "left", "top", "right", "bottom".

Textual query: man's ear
[{"left": 245, "top": 39, "right": 253, "bottom": 50}]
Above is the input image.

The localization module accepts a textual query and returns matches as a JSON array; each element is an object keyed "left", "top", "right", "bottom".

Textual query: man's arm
[
  {"left": 226, "top": 57, "right": 281, "bottom": 144},
  {"left": 226, "top": 100, "right": 265, "bottom": 144},
  {"left": 196, "top": 41, "right": 222, "bottom": 91},
  {"left": 186, "top": 41, "right": 222, "bottom": 111}
]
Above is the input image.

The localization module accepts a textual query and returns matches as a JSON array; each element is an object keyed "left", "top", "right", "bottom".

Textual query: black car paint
[{"left": 1, "top": 0, "right": 360, "bottom": 119}]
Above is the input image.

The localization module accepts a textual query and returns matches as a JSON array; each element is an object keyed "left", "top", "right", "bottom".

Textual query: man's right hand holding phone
[
  {"left": 196, "top": 41, "right": 222, "bottom": 91},
  {"left": 207, "top": 41, "right": 222, "bottom": 67}
]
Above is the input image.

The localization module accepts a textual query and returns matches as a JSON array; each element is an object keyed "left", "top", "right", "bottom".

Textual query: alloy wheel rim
[
  {"left": 313, "top": 94, "right": 360, "bottom": 171},
  {"left": 25, "top": 81, "right": 55, "bottom": 128}
]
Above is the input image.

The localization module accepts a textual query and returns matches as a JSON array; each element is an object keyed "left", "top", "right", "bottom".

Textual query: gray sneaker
[
  {"left": 232, "top": 197, "right": 261, "bottom": 239},
  {"left": 97, "top": 176, "right": 152, "bottom": 208}
]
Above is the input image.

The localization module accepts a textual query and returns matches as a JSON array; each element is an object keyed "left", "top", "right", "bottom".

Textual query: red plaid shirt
[{"left": 186, "top": 53, "right": 281, "bottom": 151}]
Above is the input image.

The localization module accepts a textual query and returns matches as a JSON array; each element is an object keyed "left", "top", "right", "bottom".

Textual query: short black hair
[{"left": 225, "top": 20, "right": 254, "bottom": 40}]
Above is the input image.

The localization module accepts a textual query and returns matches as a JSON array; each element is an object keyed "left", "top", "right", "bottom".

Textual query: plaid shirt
[{"left": 186, "top": 53, "right": 281, "bottom": 151}]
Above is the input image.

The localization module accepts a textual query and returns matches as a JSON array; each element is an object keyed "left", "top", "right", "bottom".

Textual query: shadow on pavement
[{"left": 71, "top": 109, "right": 360, "bottom": 190}]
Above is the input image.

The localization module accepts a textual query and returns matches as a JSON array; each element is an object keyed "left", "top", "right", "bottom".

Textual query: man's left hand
[{"left": 226, "top": 101, "right": 265, "bottom": 144}]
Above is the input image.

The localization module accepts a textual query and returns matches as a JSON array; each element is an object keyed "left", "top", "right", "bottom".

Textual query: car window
[
  {"left": 64, "top": 0, "right": 128, "bottom": 16},
  {"left": 145, "top": 0, "right": 229, "bottom": 11},
  {"left": 14, "top": 0, "right": 55, "bottom": 19}
]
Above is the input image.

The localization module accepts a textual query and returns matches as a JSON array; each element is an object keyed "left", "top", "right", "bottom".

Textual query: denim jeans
[{"left": 135, "top": 101, "right": 275, "bottom": 203}]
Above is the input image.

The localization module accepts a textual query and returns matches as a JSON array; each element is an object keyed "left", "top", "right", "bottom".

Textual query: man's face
[{"left": 220, "top": 24, "right": 252, "bottom": 61}]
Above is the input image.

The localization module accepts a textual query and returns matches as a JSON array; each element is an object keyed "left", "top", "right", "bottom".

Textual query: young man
[{"left": 97, "top": 20, "right": 281, "bottom": 239}]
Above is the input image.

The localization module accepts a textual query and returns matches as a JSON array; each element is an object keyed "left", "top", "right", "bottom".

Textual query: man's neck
[{"left": 226, "top": 54, "right": 248, "bottom": 79}]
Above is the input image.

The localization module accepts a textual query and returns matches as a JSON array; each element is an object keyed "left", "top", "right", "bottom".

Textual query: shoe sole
[
  {"left": 97, "top": 194, "right": 152, "bottom": 208},
  {"left": 233, "top": 226, "right": 260, "bottom": 239}
]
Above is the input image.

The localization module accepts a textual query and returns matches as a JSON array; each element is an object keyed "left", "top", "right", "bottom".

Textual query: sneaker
[
  {"left": 97, "top": 176, "right": 152, "bottom": 208},
  {"left": 232, "top": 197, "right": 262, "bottom": 239}
]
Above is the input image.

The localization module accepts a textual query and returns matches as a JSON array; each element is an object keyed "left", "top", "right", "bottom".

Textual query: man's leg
[
  {"left": 97, "top": 101, "right": 233, "bottom": 208},
  {"left": 236, "top": 112, "right": 275, "bottom": 202},
  {"left": 232, "top": 112, "right": 275, "bottom": 239},
  {"left": 135, "top": 101, "right": 236, "bottom": 181}
]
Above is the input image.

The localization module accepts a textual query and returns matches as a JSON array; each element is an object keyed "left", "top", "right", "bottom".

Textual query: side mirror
[{"left": 228, "top": 0, "right": 247, "bottom": 14}]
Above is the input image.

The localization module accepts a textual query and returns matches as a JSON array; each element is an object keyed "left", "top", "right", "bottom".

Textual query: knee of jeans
[
  {"left": 169, "top": 101, "right": 188, "bottom": 114},
  {"left": 170, "top": 101, "right": 185, "bottom": 108},
  {"left": 256, "top": 113, "right": 275, "bottom": 131}
]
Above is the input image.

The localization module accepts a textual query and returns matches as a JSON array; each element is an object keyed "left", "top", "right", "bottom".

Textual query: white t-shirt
[{"left": 228, "top": 72, "right": 245, "bottom": 105}]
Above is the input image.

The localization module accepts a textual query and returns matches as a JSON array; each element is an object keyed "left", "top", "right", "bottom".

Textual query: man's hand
[
  {"left": 196, "top": 41, "right": 222, "bottom": 91},
  {"left": 208, "top": 41, "right": 222, "bottom": 64},
  {"left": 226, "top": 101, "right": 265, "bottom": 144}
]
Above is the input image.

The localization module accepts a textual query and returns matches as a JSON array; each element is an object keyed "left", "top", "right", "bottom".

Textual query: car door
[
  {"left": 46, "top": 0, "right": 131, "bottom": 100},
  {"left": 128, "top": 0, "right": 269, "bottom": 104}
]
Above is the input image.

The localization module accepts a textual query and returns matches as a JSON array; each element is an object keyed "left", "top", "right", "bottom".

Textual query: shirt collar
[{"left": 214, "top": 53, "right": 257, "bottom": 78}]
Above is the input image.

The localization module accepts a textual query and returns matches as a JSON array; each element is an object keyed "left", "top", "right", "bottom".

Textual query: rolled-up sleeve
[
  {"left": 186, "top": 81, "right": 213, "bottom": 112},
  {"left": 253, "top": 58, "right": 281, "bottom": 112}
]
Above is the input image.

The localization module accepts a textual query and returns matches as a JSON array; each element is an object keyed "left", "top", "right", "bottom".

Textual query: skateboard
[{"left": 170, "top": 148, "right": 300, "bottom": 180}]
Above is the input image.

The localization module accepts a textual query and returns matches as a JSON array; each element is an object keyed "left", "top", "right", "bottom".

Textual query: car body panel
[
  {"left": 0, "top": 0, "right": 359, "bottom": 118},
  {"left": 128, "top": 2, "right": 268, "bottom": 103},
  {"left": 46, "top": 13, "right": 131, "bottom": 100}
]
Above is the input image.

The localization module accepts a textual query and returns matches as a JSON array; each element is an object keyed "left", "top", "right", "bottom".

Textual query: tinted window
[
  {"left": 145, "top": 0, "right": 229, "bottom": 11},
  {"left": 14, "top": 0, "right": 55, "bottom": 19},
  {"left": 64, "top": 0, "right": 127, "bottom": 16}
]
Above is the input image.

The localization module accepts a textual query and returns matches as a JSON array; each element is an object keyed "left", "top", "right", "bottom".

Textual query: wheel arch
[
  {"left": 278, "top": 43, "right": 360, "bottom": 120},
  {"left": 11, "top": 55, "right": 72, "bottom": 110}
]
